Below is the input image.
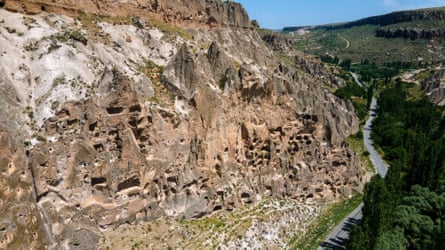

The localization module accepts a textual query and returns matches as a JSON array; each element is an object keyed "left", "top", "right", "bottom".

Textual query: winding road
[
  {"left": 363, "top": 97, "right": 388, "bottom": 178},
  {"left": 318, "top": 79, "right": 387, "bottom": 249},
  {"left": 350, "top": 73, "right": 362, "bottom": 87},
  {"left": 337, "top": 34, "right": 350, "bottom": 49}
]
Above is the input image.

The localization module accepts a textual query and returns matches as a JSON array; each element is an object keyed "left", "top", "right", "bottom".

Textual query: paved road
[
  {"left": 350, "top": 73, "right": 361, "bottom": 87},
  {"left": 318, "top": 204, "right": 364, "bottom": 250},
  {"left": 318, "top": 80, "right": 387, "bottom": 249},
  {"left": 363, "top": 96, "right": 387, "bottom": 177}
]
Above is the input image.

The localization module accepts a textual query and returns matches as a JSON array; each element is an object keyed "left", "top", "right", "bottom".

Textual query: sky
[{"left": 236, "top": 0, "right": 445, "bottom": 29}]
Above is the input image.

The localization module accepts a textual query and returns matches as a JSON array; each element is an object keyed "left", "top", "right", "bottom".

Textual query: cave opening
[
  {"left": 91, "top": 177, "right": 107, "bottom": 186},
  {"left": 41, "top": 5, "right": 46, "bottom": 11},
  {"left": 0, "top": 2, "right": 4, "bottom": 8},
  {"left": 106, "top": 107, "right": 124, "bottom": 114},
  {"left": 117, "top": 176, "right": 141, "bottom": 191},
  {"left": 129, "top": 104, "right": 142, "bottom": 113}
]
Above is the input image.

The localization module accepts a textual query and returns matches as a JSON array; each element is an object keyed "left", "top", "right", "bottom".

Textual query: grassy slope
[
  {"left": 291, "top": 7, "right": 445, "bottom": 65},
  {"left": 288, "top": 195, "right": 363, "bottom": 249},
  {"left": 294, "top": 25, "right": 441, "bottom": 65}
]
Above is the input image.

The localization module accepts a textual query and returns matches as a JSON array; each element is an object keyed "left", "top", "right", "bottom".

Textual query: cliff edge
[
  {"left": 0, "top": 0, "right": 252, "bottom": 29},
  {"left": 0, "top": 1, "right": 364, "bottom": 248}
]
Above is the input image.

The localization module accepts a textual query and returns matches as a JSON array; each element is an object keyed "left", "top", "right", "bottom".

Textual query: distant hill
[
  {"left": 285, "top": 7, "right": 445, "bottom": 32},
  {"left": 286, "top": 7, "right": 445, "bottom": 65}
]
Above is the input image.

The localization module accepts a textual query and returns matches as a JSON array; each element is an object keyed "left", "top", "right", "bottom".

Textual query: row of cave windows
[{"left": 0, "top": 3, "right": 47, "bottom": 11}]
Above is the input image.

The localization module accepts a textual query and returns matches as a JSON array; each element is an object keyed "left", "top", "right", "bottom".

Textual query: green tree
[
  {"left": 347, "top": 226, "right": 370, "bottom": 250},
  {"left": 340, "top": 58, "right": 352, "bottom": 71},
  {"left": 361, "top": 175, "right": 392, "bottom": 248},
  {"left": 374, "top": 227, "right": 407, "bottom": 250}
]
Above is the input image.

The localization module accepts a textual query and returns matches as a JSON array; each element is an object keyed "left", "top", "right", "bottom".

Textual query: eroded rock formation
[
  {"left": 261, "top": 32, "right": 295, "bottom": 51},
  {"left": 0, "top": 1, "right": 363, "bottom": 248},
  {"left": 376, "top": 27, "right": 445, "bottom": 40},
  {"left": 422, "top": 70, "right": 445, "bottom": 106},
  {"left": 0, "top": 0, "right": 252, "bottom": 29},
  {"left": 0, "top": 129, "right": 47, "bottom": 249}
]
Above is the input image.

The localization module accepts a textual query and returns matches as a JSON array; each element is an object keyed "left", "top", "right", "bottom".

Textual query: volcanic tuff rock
[
  {"left": 376, "top": 27, "right": 445, "bottom": 40},
  {"left": 261, "top": 32, "right": 295, "bottom": 51},
  {"left": 422, "top": 70, "right": 445, "bottom": 106},
  {"left": 0, "top": 129, "right": 48, "bottom": 249},
  {"left": 0, "top": 0, "right": 252, "bottom": 29},
  {"left": 0, "top": 1, "right": 362, "bottom": 248}
]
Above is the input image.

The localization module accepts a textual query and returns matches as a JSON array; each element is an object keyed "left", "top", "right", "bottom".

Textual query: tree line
[{"left": 347, "top": 80, "right": 445, "bottom": 249}]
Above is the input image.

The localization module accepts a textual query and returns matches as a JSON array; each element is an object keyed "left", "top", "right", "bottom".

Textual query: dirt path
[{"left": 337, "top": 34, "right": 350, "bottom": 49}]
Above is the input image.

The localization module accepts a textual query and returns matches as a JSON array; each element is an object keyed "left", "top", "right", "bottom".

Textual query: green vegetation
[
  {"left": 347, "top": 80, "right": 445, "bottom": 249},
  {"left": 102, "top": 199, "right": 320, "bottom": 249},
  {"left": 138, "top": 60, "right": 174, "bottom": 105},
  {"left": 5, "top": 26, "right": 16, "bottom": 33},
  {"left": 412, "top": 69, "right": 436, "bottom": 82},
  {"left": 32, "top": 134, "right": 47, "bottom": 142},
  {"left": 144, "top": 17, "right": 193, "bottom": 40},
  {"left": 382, "top": 19, "right": 445, "bottom": 30},
  {"left": 218, "top": 75, "right": 228, "bottom": 90},
  {"left": 293, "top": 23, "right": 443, "bottom": 66},
  {"left": 352, "top": 63, "right": 399, "bottom": 82},
  {"left": 138, "top": 59, "right": 164, "bottom": 76},
  {"left": 52, "top": 75, "right": 66, "bottom": 87},
  {"left": 333, "top": 72, "right": 369, "bottom": 121},
  {"left": 289, "top": 195, "right": 363, "bottom": 249},
  {"left": 51, "top": 29, "right": 88, "bottom": 45},
  {"left": 405, "top": 82, "right": 425, "bottom": 101},
  {"left": 77, "top": 13, "right": 192, "bottom": 43},
  {"left": 348, "top": 132, "right": 374, "bottom": 172},
  {"left": 76, "top": 13, "right": 112, "bottom": 43}
]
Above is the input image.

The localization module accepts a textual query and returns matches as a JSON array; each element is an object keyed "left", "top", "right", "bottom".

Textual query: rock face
[
  {"left": 422, "top": 70, "right": 445, "bottom": 106},
  {"left": 0, "top": 1, "right": 362, "bottom": 248},
  {"left": 1, "top": 0, "right": 252, "bottom": 29},
  {"left": 0, "top": 129, "right": 48, "bottom": 249},
  {"left": 376, "top": 28, "right": 445, "bottom": 40},
  {"left": 262, "top": 32, "right": 295, "bottom": 51}
]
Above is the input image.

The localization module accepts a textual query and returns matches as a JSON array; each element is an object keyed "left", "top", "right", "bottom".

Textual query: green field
[
  {"left": 289, "top": 6, "right": 445, "bottom": 66},
  {"left": 293, "top": 24, "right": 444, "bottom": 65}
]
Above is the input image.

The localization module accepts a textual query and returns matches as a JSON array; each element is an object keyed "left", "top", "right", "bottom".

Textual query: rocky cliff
[
  {"left": 0, "top": 1, "right": 362, "bottom": 248},
  {"left": 261, "top": 31, "right": 295, "bottom": 51},
  {"left": 422, "top": 70, "right": 445, "bottom": 106},
  {"left": 1, "top": 0, "right": 252, "bottom": 29},
  {"left": 376, "top": 27, "right": 445, "bottom": 40}
]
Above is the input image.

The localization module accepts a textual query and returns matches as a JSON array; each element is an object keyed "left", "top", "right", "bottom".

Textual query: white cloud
[{"left": 383, "top": 0, "right": 400, "bottom": 9}]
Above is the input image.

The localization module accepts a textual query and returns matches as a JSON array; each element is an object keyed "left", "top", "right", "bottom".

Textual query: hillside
[
  {"left": 0, "top": 1, "right": 365, "bottom": 249},
  {"left": 287, "top": 7, "right": 445, "bottom": 65}
]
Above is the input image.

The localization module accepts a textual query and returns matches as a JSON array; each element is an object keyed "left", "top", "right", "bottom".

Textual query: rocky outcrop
[
  {"left": 0, "top": 129, "right": 48, "bottom": 249},
  {"left": 422, "top": 70, "right": 445, "bottom": 106},
  {"left": 26, "top": 45, "right": 360, "bottom": 247},
  {"left": 0, "top": 0, "right": 252, "bottom": 29},
  {"left": 0, "top": 2, "right": 363, "bottom": 248},
  {"left": 376, "top": 28, "right": 445, "bottom": 40},
  {"left": 262, "top": 32, "right": 294, "bottom": 51},
  {"left": 102, "top": 199, "right": 323, "bottom": 249}
]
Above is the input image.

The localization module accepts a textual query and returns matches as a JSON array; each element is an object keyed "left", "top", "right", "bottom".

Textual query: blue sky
[{"left": 236, "top": 0, "right": 445, "bottom": 29}]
